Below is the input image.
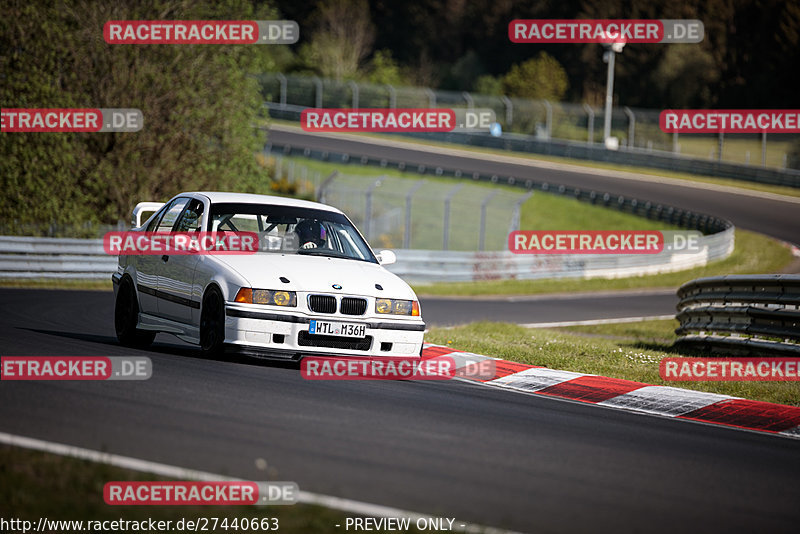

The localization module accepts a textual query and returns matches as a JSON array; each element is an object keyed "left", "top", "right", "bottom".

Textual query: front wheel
[
  {"left": 200, "top": 287, "right": 226, "bottom": 357},
  {"left": 115, "top": 278, "right": 156, "bottom": 348}
]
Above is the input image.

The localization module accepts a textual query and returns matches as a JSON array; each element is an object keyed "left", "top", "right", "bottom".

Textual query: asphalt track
[
  {"left": 4, "top": 135, "right": 800, "bottom": 533},
  {"left": 420, "top": 289, "right": 677, "bottom": 326},
  {"left": 268, "top": 127, "right": 800, "bottom": 245},
  {"left": 2, "top": 288, "right": 800, "bottom": 534}
]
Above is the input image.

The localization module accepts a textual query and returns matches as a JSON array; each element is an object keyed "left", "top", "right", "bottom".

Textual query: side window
[
  {"left": 145, "top": 201, "right": 174, "bottom": 232},
  {"left": 174, "top": 199, "right": 204, "bottom": 232},
  {"left": 156, "top": 198, "right": 190, "bottom": 233}
]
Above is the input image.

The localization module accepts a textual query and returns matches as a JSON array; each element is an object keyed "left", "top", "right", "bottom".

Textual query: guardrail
[
  {"left": 265, "top": 138, "right": 734, "bottom": 236},
  {"left": 0, "top": 229, "right": 734, "bottom": 284},
  {"left": 676, "top": 275, "right": 800, "bottom": 355},
  {"left": 0, "top": 236, "right": 114, "bottom": 279},
  {"left": 266, "top": 102, "right": 800, "bottom": 188},
  {"left": 259, "top": 74, "right": 800, "bottom": 170},
  {"left": 0, "top": 149, "right": 737, "bottom": 282},
  {"left": 266, "top": 139, "right": 737, "bottom": 281},
  {"left": 394, "top": 228, "right": 733, "bottom": 283}
]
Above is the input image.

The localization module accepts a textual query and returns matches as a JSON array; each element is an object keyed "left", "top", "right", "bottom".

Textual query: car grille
[
  {"left": 340, "top": 297, "right": 367, "bottom": 315},
  {"left": 308, "top": 294, "right": 336, "bottom": 314},
  {"left": 298, "top": 331, "right": 373, "bottom": 351}
]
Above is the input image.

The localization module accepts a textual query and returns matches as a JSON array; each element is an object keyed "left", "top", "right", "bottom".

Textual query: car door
[
  {"left": 132, "top": 199, "right": 185, "bottom": 316},
  {"left": 156, "top": 198, "right": 203, "bottom": 324}
]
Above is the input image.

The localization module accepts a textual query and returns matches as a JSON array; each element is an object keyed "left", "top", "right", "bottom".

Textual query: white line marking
[
  {"left": 0, "top": 431, "right": 521, "bottom": 534},
  {"left": 780, "top": 425, "right": 800, "bottom": 438},
  {"left": 597, "top": 386, "right": 735, "bottom": 417},
  {"left": 419, "top": 288, "right": 677, "bottom": 302},
  {"left": 519, "top": 314, "right": 675, "bottom": 328},
  {"left": 491, "top": 368, "right": 587, "bottom": 392},
  {"left": 426, "top": 343, "right": 800, "bottom": 441}
]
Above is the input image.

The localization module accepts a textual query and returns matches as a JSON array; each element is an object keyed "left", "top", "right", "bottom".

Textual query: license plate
[{"left": 309, "top": 320, "right": 366, "bottom": 338}]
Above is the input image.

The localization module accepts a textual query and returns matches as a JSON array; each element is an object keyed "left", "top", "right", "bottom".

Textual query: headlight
[
  {"left": 235, "top": 288, "right": 297, "bottom": 307},
  {"left": 375, "top": 298, "right": 420, "bottom": 316}
]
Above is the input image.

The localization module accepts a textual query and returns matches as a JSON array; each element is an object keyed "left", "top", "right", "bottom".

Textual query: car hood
[{"left": 214, "top": 253, "right": 417, "bottom": 299}]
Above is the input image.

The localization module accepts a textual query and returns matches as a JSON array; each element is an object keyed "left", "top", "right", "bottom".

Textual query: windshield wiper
[{"left": 296, "top": 248, "right": 351, "bottom": 259}]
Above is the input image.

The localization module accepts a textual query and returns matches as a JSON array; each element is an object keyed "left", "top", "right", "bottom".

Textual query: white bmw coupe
[{"left": 112, "top": 192, "right": 425, "bottom": 359}]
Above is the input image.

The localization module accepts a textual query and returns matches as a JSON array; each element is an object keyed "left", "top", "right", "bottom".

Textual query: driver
[{"left": 294, "top": 219, "right": 327, "bottom": 249}]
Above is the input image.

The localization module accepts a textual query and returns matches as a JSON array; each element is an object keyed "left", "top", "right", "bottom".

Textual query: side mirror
[{"left": 376, "top": 250, "right": 396, "bottom": 266}]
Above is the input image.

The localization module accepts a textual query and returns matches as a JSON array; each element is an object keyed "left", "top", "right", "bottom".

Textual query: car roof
[{"left": 184, "top": 191, "right": 344, "bottom": 214}]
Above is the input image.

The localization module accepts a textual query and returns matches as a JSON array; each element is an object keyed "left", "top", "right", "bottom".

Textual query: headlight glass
[
  {"left": 253, "top": 289, "right": 273, "bottom": 305},
  {"left": 235, "top": 288, "right": 297, "bottom": 307},
  {"left": 376, "top": 298, "right": 420, "bottom": 316},
  {"left": 376, "top": 298, "right": 392, "bottom": 314},
  {"left": 272, "top": 291, "right": 293, "bottom": 306},
  {"left": 393, "top": 300, "right": 411, "bottom": 315}
]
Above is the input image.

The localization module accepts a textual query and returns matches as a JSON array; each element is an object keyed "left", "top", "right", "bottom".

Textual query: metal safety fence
[
  {"left": 0, "top": 228, "right": 733, "bottom": 284},
  {"left": 0, "top": 236, "right": 114, "bottom": 279},
  {"left": 260, "top": 72, "right": 800, "bottom": 187},
  {"left": 676, "top": 275, "right": 800, "bottom": 355},
  {"left": 268, "top": 156, "right": 531, "bottom": 252},
  {"left": 392, "top": 227, "right": 733, "bottom": 283},
  {"left": 264, "top": 141, "right": 736, "bottom": 281},
  {"left": 265, "top": 139, "right": 734, "bottom": 236},
  {"left": 0, "top": 149, "right": 736, "bottom": 283}
]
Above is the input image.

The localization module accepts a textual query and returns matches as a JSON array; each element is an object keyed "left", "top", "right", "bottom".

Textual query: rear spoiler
[{"left": 132, "top": 202, "right": 165, "bottom": 228}]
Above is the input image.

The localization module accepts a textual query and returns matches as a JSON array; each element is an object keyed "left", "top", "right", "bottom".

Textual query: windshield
[{"left": 207, "top": 202, "right": 377, "bottom": 263}]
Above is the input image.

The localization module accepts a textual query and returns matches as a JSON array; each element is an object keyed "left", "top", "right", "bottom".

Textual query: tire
[
  {"left": 200, "top": 287, "right": 226, "bottom": 357},
  {"left": 115, "top": 278, "right": 156, "bottom": 348}
]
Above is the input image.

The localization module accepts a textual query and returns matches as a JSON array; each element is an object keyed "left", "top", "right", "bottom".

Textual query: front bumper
[{"left": 224, "top": 303, "right": 425, "bottom": 358}]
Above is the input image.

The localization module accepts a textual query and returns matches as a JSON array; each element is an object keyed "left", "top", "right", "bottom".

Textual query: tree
[
  {"left": 298, "top": 0, "right": 375, "bottom": 81},
  {"left": 651, "top": 45, "right": 719, "bottom": 108},
  {"left": 443, "top": 51, "right": 486, "bottom": 90},
  {"left": 474, "top": 75, "right": 504, "bottom": 96},
  {"left": 502, "top": 52, "right": 569, "bottom": 100},
  {"left": 788, "top": 140, "right": 800, "bottom": 171},
  {"left": 366, "top": 50, "right": 406, "bottom": 86},
  {"left": 0, "top": 0, "right": 287, "bottom": 231}
]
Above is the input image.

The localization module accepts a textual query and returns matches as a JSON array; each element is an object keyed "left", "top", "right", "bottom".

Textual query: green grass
[
  {"left": 279, "top": 154, "right": 682, "bottom": 235},
  {"left": 270, "top": 120, "right": 800, "bottom": 199},
  {"left": 675, "top": 136, "right": 793, "bottom": 169},
  {"left": 277, "top": 155, "right": 678, "bottom": 253},
  {"left": 517, "top": 194, "right": 678, "bottom": 231},
  {"left": 558, "top": 318, "right": 680, "bottom": 341},
  {"left": 0, "top": 279, "right": 112, "bottom": 290},
  {"left": 425, "top": 320, "right": 800, "bottom": 406},
  {"left": 0, "top": 446, "right": 419, "bottom": 534},
  {"left": 413, "top": 229, "right": 794, "bottom": 296}
]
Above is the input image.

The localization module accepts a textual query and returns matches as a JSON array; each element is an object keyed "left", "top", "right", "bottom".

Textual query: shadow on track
[{"left": 18, "top": 327, "right": 301, "bottom": 370}]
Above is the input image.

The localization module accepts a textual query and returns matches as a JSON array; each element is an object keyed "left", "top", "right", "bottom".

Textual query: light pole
[{"left": 602, "top": 40, "right": 625, "bottom": 148}]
